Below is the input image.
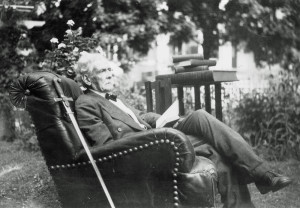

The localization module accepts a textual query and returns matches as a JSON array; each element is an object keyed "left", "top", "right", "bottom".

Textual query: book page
[{"left": 156, "top": 99, "right": 180, "bottom": 128}]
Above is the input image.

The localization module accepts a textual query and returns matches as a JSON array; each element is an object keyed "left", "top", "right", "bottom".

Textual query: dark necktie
[{"left": 105, "top": 93, "right": 117, "bottom": 101}]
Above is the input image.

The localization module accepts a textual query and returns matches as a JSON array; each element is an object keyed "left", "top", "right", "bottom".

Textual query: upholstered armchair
[{"left": 9, "top": 71, "right": 218, "bottom": 208}]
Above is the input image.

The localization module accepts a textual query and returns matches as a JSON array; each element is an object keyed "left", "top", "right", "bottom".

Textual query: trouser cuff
[{"left": 250, "top": 162, "right": 270, "bottom": 179}]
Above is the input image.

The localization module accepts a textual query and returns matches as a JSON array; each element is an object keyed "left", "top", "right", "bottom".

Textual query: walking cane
[{"left": 53, "top": 78, "right": 116, "bottom": 208}]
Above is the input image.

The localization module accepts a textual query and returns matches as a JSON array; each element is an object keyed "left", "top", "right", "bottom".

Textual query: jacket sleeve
[{"left": 75, "top": 96, "right": 113, "bottom": 146}]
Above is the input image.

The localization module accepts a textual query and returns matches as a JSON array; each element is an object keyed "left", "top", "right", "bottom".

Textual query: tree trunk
[{"left": 0, "top": 96, "right": 15, "bottom": 141}]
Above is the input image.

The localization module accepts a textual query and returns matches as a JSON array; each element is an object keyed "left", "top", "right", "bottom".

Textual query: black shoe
[{"left": 256, "top": 171, "right": 292, "bottom": 194}]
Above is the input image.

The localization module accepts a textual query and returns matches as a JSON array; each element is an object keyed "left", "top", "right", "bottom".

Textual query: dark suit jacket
[{"left": 75, "top": 90, "right": 161, "bottom": 146}]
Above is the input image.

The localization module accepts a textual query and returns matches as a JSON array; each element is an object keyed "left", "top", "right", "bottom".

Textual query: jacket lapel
[
  {"left": 88, "top": 91, "right": 145, "bottom": 130},
  {"left": 120, "top": 97, "right": 151, "bottom": 128}
]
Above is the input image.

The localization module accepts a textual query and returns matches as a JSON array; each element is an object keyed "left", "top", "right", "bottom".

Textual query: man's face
[{"left": 92, "top": 65, "right": 114, "bottom": 92}]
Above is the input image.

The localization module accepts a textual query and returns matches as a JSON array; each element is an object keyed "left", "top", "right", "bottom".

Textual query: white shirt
[{"left": 90, "top": 89, "right": 147, "bottom": 129}]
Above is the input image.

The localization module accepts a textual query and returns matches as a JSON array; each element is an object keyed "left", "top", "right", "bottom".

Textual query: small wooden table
[{"left": 145, "top": 70, "right": 238, "bottom": 121}]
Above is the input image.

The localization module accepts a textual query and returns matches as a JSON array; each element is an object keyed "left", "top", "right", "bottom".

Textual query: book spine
[
  {"left": 172, "top": 54, "right": 203, "bottom": 63},
  {"left": 157, "top": 71, "right": 214, "bottom": 84},
  {"left": 198, "top": 60, "right": 216, "bottom": 66},
  {"left": 174, "top": 65, "right": 208, "bottom": 74},
  {"left": 176, "top": 59, "right": 216, "bottom": 67},
  {"left": 156, "top": 70, "right": 238, "bottom": 85}
]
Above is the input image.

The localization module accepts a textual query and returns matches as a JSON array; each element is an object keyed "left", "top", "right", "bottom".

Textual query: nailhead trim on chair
[{"left": 49, "top": 138, "right": 181, "bottom": 207}]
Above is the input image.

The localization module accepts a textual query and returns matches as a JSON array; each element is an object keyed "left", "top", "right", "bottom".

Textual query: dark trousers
[{"left": 174, "top": 109, "right": 269, "bottom": 208}]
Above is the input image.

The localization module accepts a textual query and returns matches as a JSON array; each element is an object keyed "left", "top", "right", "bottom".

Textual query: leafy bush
[
  {"left": 233, "top": 70, "right": 300, "bottom": 160},
  {"left": 43, "top": 22, "right": 100, "bottom": 78},
  {"left": 43, "top": 20, "right": 136, "bottom": 78}
]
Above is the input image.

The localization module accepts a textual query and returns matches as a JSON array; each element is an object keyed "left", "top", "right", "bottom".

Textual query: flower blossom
[
  {"left": 58, "top": 43, "right": 66, "bottom": 49},
  {"left": 50, "top": 38, "right": 59, "bottom": 44},
  {"left": 67, "top": 20, "right": 75, "bottom": 27},
  {"left": 76, "top": 27, "right": 82, "bottom": 36},
  {"left": 65, "top": 29, "right": 72, "bottom": 35}
]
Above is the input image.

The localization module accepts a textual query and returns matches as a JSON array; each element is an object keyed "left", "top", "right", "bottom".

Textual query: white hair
[{"left": 75, "top": 52, "right": 112, "bottom": 76}]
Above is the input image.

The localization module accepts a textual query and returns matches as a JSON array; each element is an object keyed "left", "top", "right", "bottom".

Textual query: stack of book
[{"left": 171, "top": 54, "right": 216, "bottom": 74}]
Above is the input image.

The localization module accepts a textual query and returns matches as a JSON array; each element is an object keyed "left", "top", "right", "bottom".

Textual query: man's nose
[{"left": 106, "top": 71, "right": 113, "bottom": 78}]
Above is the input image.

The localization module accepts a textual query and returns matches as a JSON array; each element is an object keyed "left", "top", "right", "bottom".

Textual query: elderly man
[{"left": 75, "top": 52, "right": 292, "bottom": 208}]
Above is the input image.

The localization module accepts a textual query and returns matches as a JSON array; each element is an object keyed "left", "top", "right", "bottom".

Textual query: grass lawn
[
  {"left": 0, "top": 141, "right": 60, "bottom": 208},
  {"left": 0, "top": 140, "right": 299, "bottom": 208}
]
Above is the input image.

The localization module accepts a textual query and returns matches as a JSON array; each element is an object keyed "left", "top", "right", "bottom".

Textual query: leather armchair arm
[
  {"left": 75, "top": 128, "right": 195, "bottom": 173},
  {"left": 74, "top": 128, "right": 217, "bottom": 207}
]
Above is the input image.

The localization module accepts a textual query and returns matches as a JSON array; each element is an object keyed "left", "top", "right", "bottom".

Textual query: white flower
[
  {"left": 173, "top": 11, "right": 182, "bottom": 19},
  {"left": 76, "top": 27, "right": 82, "bottom": 36},
  {"left": 157, "top": 2, "right": 168, "bottom": 11},
  {"left": 65, "top": 29, "right": 72, "bottom": 35},
  {"left": 67, "top": 20, "right": 75, "bottom": 27},
  {"left": 58, "top": 43, "right": 66, "bottom": 49},
  {"left": 275, "top": 9, "right": 285, "bottom": 20},
  {"left": 50, "top": 38, "right": 59, "bottom": 44}
]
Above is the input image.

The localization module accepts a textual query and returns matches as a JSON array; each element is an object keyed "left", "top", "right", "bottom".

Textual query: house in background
[{"left": 128, "top": 30, "right": 280, "bottom": 91}]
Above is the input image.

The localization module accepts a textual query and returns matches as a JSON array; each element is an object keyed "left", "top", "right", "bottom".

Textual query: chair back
[{"left": 9, "top": 71, "right": 83, "bottom": 165}]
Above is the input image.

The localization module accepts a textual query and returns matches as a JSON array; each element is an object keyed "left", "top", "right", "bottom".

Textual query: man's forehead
[{"left": 93, "top": 60, "right": 111, "bottom": 70}]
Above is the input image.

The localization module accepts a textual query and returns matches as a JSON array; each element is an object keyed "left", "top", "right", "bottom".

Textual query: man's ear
[{"left": 82, "top": 74, "right": 92, "bottom": 87}]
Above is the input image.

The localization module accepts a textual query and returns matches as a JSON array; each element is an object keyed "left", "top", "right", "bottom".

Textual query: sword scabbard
[{"left": 53, "top": 78, "right": 115, "bottom": 208}]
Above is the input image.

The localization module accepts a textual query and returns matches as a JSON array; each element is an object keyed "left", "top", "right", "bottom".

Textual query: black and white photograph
[{"left": 0, "top": 0, "right": 299, "bottom": 207}]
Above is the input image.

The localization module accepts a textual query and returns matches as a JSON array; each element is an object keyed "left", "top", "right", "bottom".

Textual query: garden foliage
[
  {"left": 234, "top": 70, "right": 300, "bottom": 160},
  {"left": 43, "top": 22, "right": 100, "bottom": 78}
]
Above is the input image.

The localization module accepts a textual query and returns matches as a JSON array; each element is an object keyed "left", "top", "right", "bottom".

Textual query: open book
[{"left": 156, "top": 99, "right": 180, "bottom": 128}]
